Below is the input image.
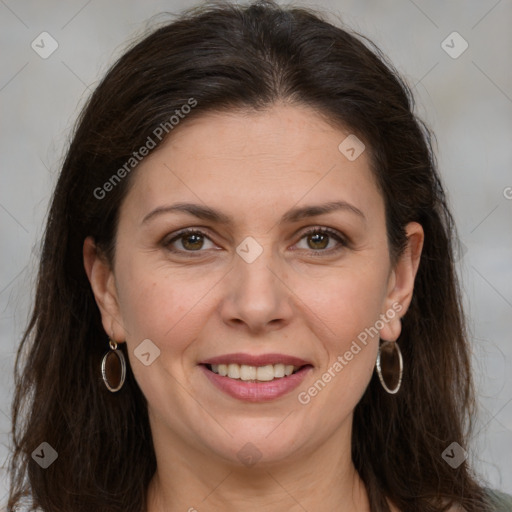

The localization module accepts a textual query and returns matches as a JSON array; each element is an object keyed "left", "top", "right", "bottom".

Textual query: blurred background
[{"left": 1, "top": 0, "right": 511, "bottom": 504}]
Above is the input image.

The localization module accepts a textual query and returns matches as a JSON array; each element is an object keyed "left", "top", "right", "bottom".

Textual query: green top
[{"left": 487, "top": 488, "right": 512, "bottom": 511}]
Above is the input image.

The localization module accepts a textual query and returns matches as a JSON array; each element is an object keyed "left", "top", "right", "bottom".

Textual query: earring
[
  {"left": 101, "top": 339, "right": 126, "bottom": 392},
  {"left": 375, "top": 340, "right": 403, "bottom": 394}
]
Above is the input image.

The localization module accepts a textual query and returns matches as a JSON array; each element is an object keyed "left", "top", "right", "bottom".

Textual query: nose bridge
[
  {"left": 222, "top": 233, "right": 292, "bottom": 329},
  {"left": 234, "top": 234, "right": 280, "bottom": 293}
]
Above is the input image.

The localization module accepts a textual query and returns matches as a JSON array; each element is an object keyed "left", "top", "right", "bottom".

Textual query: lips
[{"left": 198, "top": 353, "right": 314, "bottom": 402}]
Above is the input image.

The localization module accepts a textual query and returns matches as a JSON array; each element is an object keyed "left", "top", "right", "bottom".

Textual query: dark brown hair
[{"left": 8, "top": 1, "right": 494, "bottom": 511}]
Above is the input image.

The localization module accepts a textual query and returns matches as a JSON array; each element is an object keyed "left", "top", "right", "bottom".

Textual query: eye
[
  {"left": 165, "top": 228, "right": 216, "bottom": 254},
  {"left": 294, "top": 227, "right": 347, "bottom": 255}
]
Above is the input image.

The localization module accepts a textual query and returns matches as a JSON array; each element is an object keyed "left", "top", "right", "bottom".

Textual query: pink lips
[{"left": 199, "top": 353, "right": 313, "bottom": 402}]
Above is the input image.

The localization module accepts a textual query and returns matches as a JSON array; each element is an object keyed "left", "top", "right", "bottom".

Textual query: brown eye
[
  {"left": 181, "top": 232, "right": 204, "bottom": 251},
  {"left": 307, "top": 232, "right": 330, "bottom": 250},
  {"left": 165, "top": 229, "right": 215, "bottom": 254},
  {"left": 295, "top": 227, "right": 347, "bottom": 254}
]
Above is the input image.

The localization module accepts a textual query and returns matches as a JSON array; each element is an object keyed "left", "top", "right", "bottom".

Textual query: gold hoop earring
[
  {"left": 375, "top": 340, "right": 403, "bottom": 394},
  {"left": 101, "top": 339, "right": 126, "bottom": 392}
]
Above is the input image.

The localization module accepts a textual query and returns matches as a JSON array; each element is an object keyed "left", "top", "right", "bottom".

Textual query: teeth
[
  {"left": 274, "top": 364, "right": 285, "bottom": 378},
  {"left": 240, "top": 364, "right": 257, "bottom": 381},
  {"left": 209, "top": 363, "right": 300, "bottom": 381},
  {"left": 256, "top": 365, "right": 274, "bottom": 381},
  {"left": 227, "top": 363, "right": 240, "bottom": 379}
]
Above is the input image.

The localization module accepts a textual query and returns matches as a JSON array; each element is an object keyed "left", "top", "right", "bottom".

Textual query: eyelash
[{"left": 163, "top": 226, "right": 348, "bottom": 257}]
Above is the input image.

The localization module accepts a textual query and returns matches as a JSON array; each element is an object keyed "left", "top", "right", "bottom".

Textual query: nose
[{"left": 219, "top": 238, "right": 293, "bottom": 334}]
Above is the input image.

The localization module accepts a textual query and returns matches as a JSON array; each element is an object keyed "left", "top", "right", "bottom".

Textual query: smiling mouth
[{"left": 203, "top": 363, "right": 310, "bottom": 382}]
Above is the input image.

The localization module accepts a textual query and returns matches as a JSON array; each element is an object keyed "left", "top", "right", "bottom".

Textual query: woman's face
[{"left": 85, "top": 104, "right": 422, "bottom": 468}]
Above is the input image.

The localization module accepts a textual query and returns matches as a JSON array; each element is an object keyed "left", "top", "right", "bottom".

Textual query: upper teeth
[{"left": 210, "top": 363, "right": 299, "bottom": 381}]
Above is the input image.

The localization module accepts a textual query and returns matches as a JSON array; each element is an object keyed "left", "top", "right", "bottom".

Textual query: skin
[{"left": 84, "top": 103, "right": 424, "bottom": 512}]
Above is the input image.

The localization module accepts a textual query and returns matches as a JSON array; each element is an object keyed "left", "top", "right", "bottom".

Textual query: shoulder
[{"left": 484, "top": 488, "right": 512, "bottom": 511}]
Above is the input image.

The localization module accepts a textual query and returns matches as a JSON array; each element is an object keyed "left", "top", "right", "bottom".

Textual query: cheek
[
  {"left": 113, "top": 255, "right": 225, "bottom": 375},
  {"left": 114, "top": 264, "right": 212, "bottom": 413},
  {"left": 297, "top": 262, "right": 389, "bottom": 339},
  {"left": 295, "top": 265, "right": 387, "bottom": 403},
  {"left": 114, "top": 246, "right": 189, "bottom": 327}
]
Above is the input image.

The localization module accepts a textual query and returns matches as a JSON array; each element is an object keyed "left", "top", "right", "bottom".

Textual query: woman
[{"left": 7, "top": 1, "right": 512, "bottom": 511}]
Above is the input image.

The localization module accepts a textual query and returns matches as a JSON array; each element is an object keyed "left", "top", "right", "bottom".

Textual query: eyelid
[{"left": 296, "top": 225, "right": 347, "bottom": 242}]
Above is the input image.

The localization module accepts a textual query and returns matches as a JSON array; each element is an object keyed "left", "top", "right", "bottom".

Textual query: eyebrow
[{"left": 141, "top": 200, "right": 366, "bottom": 226}]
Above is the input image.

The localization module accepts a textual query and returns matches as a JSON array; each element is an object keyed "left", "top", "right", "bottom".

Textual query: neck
[
  {"left": 148, "top": 465, "right": 368, "bottom": 512},
  {"left": 146, "top": 416, "right": 370, "bottom": 512}
]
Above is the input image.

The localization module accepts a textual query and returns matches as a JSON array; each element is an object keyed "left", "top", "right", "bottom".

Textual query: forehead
[{"left": 121, "top": 104, "right": 384, "bottom": 226}]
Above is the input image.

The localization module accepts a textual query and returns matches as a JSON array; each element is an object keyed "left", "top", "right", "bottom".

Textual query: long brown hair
[{"left": 8, "top": 1, "right": 494, "bottom": 510}]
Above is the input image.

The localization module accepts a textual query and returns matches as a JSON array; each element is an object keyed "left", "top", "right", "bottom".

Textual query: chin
[{"left": 200, "top": 423, "right": 308, "bottom": 468}]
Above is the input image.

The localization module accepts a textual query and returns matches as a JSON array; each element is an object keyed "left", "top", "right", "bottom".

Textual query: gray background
[{"left": 1, "top": 0, "right": 511, "bottom": 505}]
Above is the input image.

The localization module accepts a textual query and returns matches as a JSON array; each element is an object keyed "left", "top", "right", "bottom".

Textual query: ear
[
  {"left": 83, "top": 236, "right": 127, "bottom": 341},
  {"left": 379, "top": 222, "right": 424, "bottom": 342}
]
